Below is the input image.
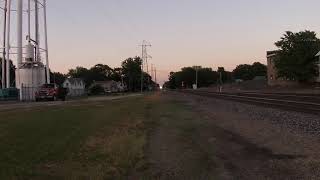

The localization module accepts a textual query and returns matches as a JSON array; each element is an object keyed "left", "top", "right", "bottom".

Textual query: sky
[{"left": 45, "top": 0, "right": 320, "bottom": 85}]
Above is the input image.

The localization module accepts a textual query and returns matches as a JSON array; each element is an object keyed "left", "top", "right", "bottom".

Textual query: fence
[
  {"left": 20, "top": 85, "right": 39, "bottom": 101},
  {"left": 0, "top": 88, "right": 19, "bottom": 101}
]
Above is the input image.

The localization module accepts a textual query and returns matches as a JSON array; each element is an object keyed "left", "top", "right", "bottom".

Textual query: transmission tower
[
  {"left": 139, "top": 40, "right": 152, "bottom": 92},
  {"left": 140, "top": 40, "right": 152, "bottom": 73}
]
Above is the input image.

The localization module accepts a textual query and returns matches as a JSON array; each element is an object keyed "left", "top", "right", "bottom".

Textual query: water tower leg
[
  {"left": 43, "top": 0, "right": 50, "bottom": 83},
  {"left": 5, "top": 0, "right": 11, "bottom": 88},
  {"left": 16, "top": 0, "right": 23, "bottom": 90},
  {"left": 17, "top": 0, "right": 23, "bottom": 66},
  {"left": 2, "top": 0, "right": 7, "bottom": 89}
]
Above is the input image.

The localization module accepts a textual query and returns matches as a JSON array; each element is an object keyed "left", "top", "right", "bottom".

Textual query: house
[
  {"left": 63, "top": 78, "right": 86, "bottom": 96},
  {"left": 266, "top": 51, "right": 299, "bottom": 86},
  {"left": 315, "top": 51, "right": 320, "bottom": 82},
  {"left": 91, "top": 80, "right": 126, "bottom": 93}
]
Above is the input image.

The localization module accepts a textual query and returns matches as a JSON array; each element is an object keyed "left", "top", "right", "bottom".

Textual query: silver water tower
[{"left": 0, "top": 0, "right": 50, "bottom": 100}]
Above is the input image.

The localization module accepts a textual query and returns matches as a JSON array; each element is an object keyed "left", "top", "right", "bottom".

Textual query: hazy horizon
[{"left": 46, "top": 0, "right": 320, "bottom": 84}]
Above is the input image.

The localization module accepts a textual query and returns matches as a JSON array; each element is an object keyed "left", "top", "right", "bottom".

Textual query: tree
[
  {"left": 166, "top": 66, "right": 218, "bottom": 89},
  {"left": 233, "top": 64, "right": 253, "bottom": 80},
  {"left": 217, "top": 67, "right": 232, "bottom": 83},
  {"left": 251, "top": 62, "right": 267, "bottom": 77},
  {"left": 50, "top": 72, "right": 67, "bottom": 86},
  {"left": 198, "top": 68, "right": 218, "bottom": 87},
  {"left": 0, "top": 58, "right": 16, "bottom": 88},
  {"left": 89, "top": 64, "right": 113, "bottom": 82},
  {"left": 66, "top": 59, "right": 155, "bottom": 92},
  {"left": 122, "top": 57, "right": 143, "bottom": 91},
  {"left": 274, "top": 30, "right": 320, "bottom": 82},
  {"left": 68, "top": 64, "right": 113, "bottom": 87},
  {"left": 167, "top": 72, "right": 177, "bottom": 89},
  {"left": 68, "top": 66, "right": 91, "bottom": 87},
  {"left": 232, "top": 62, "right": 266, "bottom": 81}
]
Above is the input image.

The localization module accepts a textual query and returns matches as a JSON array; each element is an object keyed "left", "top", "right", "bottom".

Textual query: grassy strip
[{"left": 0, "top": 96, "right": 152, "bottom": 179}]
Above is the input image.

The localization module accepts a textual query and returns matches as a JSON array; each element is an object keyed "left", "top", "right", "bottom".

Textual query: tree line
[
  {"left": 165, "top": 30, "right": 320, "bottom": 89},
  {"left": 164, "top": 62, "right": 267, "bottom": 89},
  {"left": 51, "top": 56, "right": 158, "bottom": 92}
]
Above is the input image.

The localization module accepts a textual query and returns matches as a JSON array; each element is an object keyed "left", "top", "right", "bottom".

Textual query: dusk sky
[{"left": 47, "top": 0, "right": 320, "bottom": 84}]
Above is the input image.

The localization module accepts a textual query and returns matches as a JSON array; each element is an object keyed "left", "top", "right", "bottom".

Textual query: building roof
[
  {"left": 65, "top": 78, "right": 84, "bottom": 85},
  {"left": 266, "top": 50, "right": 280, "bottom": 58},
  {"left": 315, "top": 51, "right": 320, "bottom": 57}
]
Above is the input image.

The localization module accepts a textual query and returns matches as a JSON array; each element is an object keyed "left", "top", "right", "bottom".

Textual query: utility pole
[
  {"left": 219, "top": 71, "right": 223, "bottom": 92},
  {"left": 139, "top": 40, "right": 151, "bottom": 93},
  {"left": 151, "top": 64, "right": 154, "bottom": 81},
  {"left": 196, "top": 69, "right": 198, "bottom": 88},
  {"left": 194, "top": 66, "right": 200, "bottom": 89},
  {"left": 155, "top": 67, "right": 157, "bottom": 84}
]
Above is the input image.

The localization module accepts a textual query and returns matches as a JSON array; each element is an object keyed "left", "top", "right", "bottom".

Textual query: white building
[
  {"left": 315, "top": 51, "right": 320, "bottom": 83},
  {"left": 92, "top": 80, "right": 126, "bottom": 93},
  {"left": 63, "top": 78, "right": 86, "bottom": 96}
]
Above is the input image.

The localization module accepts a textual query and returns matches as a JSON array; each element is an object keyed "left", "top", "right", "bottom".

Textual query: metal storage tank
[
  {"left": 16, "top": 66, "right": 46, "bottom": 87},
  {"left": 16, "top": 63, "right": 46, "bottom": 101}
]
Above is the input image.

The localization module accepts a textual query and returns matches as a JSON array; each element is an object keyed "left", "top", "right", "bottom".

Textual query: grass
[
  {"left": 0, "top": 96, "right": 152, "bottom": 179},
  {"left": 0, "top": 92, "right": 218, "bottom": 179}
]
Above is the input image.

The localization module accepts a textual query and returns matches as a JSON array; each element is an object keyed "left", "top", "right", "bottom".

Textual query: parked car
[{"left": 35, "top": 84, "right": 68, "bottom": 101}]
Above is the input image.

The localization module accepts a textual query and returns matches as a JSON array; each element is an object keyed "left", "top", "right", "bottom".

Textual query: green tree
[
  {"left": 198, "top": 68, "right": 218, "bottom": 87},
  {"left": 68, "top": 66, "right": 91, "bottom": 87},
  {"left": 251, "top": 62, "right": 267, "bottom": 77},
  {"left": 233, "top": 64, "right": 253, "bottom": 80},
  {"left": 0, "top": 58, "right": 16, "bottom": 88},
  {"left": 89, "top": 64, "right": 113, "bottom": 82},
  {"left": 232, "top": 62, "right": 267, "bottom": 81},
  {"left": 166, "top": 66, "right": 218, "bottom": 89},
  {"left": 68, "top": 64, "right": 113, "bottom": 87},
  {"left": 167, "top": 72, "right": 177, "bottom": 89},
  {"left": 110, "top": 67, "right": 123, "bottom": 82},
  {"left": 50, "top": 72, "right": 67, "bottom": 86},
  {"left": 274, "top": 30, "right": 320, "bottom": 82},
  {"left": 217, "top": 67, "right": 232, "bottom": 83},
  {"left": 122, "top": 57, "right": 143, "bottom": 92}
]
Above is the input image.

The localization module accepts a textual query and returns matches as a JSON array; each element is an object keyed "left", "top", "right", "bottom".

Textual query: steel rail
[{"left": 182, "top": 90, "right": 320, "bottom": 115}]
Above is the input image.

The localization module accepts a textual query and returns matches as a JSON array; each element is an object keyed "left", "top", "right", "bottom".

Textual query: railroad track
[{"left": 182, "top": 90, "right": 320, "bottom": 115}]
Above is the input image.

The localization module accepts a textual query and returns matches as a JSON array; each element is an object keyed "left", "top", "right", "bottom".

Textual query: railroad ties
[{"left": 182, "top": 90, "right": 320, "bottom": 115}]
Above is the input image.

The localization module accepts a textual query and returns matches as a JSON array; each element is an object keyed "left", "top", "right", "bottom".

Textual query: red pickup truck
[{"left": 35, "top": 84, "right": 67, "bottom": 101}]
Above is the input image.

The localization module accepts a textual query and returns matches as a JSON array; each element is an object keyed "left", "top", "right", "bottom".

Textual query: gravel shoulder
[{"left": 144, "top": 92, "right": 320, "bottom": 179}]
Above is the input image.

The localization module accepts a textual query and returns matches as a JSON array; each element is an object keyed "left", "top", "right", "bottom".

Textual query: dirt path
[
  {"left": 141, "top": 92, "right": 320, "bottom": 179},
  {"left": 142, "top": 94, "right": 218, "bottom": 179}
]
